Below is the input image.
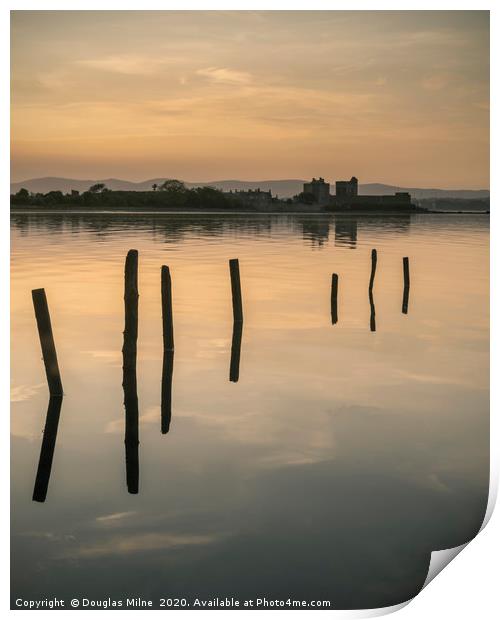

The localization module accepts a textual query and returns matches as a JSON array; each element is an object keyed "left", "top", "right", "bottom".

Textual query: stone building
[
  {"left": 303, "top": 177, "right": 331, "bottom": 206},
  {"left": 335, "top": 177, "right": 358, "bottom": 197},
  {"left": 230, "top": 188, "right": 273, "bottom": 207},
  {"left": 332, "top": 182, "right": 412, "bottom": 210}
]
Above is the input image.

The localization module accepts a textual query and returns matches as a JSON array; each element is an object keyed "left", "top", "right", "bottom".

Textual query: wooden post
[
  {"left": 331, "top": 273, "right": 339, "bottom": 325},
  {"left": 402, "top": 257, "right": 410, "bottom": 314},
  {"left": 161, "top": 350, "right": 174, "bottom": 434},
  {"left": 32, "top": 394, "right": 63, "bottom": 502},
  {"left": 122, "top": 250, "right": 139, "bottom": 494},
  {"left": 123, "top": 250, "right": 139, "bottom": 367},
  {"left": 368, "top": 249, "right": 377, "bottom": 332},
  {"left": 229, "top": 320, "right": 243, "bottom": 382},
  {"left": 161, "top": 265, "right": 174, "bottom": 352},
  {"left": 403, "top": 257, "right": 410, "bottom": 288},
  {"left": 160, "top": 265, "right": 174, "bottom": 434},
  {"left": 32, "top": 289, "right": 63, "bottom": 395},
  {"left": 369, "top": 249, "right": 377, "bottom": 291},
  {"left": 229, "top": 259, "right": 243, "bottom": 323}
]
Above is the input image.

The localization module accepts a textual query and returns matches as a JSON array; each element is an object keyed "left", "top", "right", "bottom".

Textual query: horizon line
[{"left": 10, "top": 175, "right": 490, "bottom": 192}]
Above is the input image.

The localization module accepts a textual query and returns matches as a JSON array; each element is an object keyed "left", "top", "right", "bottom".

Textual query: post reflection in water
[
  {"left": 402, "top": 283, "right": 410, "bottom": 315},
  {"left": 124, "top": 408, "right": 139, "bottom": 494},
  {"left": 161, "top": 350, "right": 174, "bottom": 433},
  {"left": 229, "top": 320, "right": 243, "bottom": 382},
  {"left": 369, "top": 289, "right": 376, "bottom": 332},
  {"left": 32, "top": 395, "right": 63, "bottom": 503}
]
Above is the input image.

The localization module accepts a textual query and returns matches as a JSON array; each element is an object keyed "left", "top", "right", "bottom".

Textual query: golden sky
[{"left": 11, "top": 10, "right": 489, "bottom": 187}]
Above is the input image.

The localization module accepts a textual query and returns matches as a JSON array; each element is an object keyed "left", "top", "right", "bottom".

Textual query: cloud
[
  {"left": 95, "top": 511, "right": 137, "bottom": 523},
  {"left": 104, "top": 417, "right": 123, "bottom": 434},
  {"left": 62, "top": 532, "right": 222, "bottom": 558},
  {"left": 77, "top": 55, "right": 170, "bottom": 76},
  {"left": 173, "top": 401, "right": 337, "bottom": 468},
  {"left": 105, "top": 406, "right": 159, "bottom": 434},
  {"left": 11, "top": 383, "right": 45, "bottom": 402},
  {"left": 421, "top": 73, "right": 452, "bottom": 91},
  {"left": 84, "top": 349, "right": 122, "bottom": 366},
  {"left": 196, "top": 67, "right": 252, "bottom": 85}
]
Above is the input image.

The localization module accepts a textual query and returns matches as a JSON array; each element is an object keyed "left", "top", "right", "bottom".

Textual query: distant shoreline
[
  {"left": 10, "top": 206, "right": 489, "bottom": 216},
  {"left": 10, "top": 177, "right": 490, "bottom": 201}
]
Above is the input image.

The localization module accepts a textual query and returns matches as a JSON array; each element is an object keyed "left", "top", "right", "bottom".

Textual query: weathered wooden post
[
  {"left": 32, "top": 288, "right": 63, "bottom": 395},
  {"left": 228, "top": 259, "right": 243, "bottom": 381},
  {"left": 229, "top": 258, "right": 243, "bottom": 323},
  {"left": 331, "top": 273, "right": 339, "bottom": 325},
  {"left": 402, "top": 256, "right": 410, "bottom": 314},
  {"left": 368, "top": 249, "right": 377, "bottom": 331},
  {"left": 161, "top": 350, "right": 174, "bottom": 434},
  {"left": 123, "top": 249, "right": 139, "bottom": 365},
  {"left": 122, "top": 250, "right": 139, "bottom": 494},
  {"left": 369, "top": 249, "right": 377, "bottom": 291},
  {"left": 160, "top": 265, "right": 174, "bottom": 433},
  {"left": 161, "top": 265, "right": 174, "bottom": 352},
  {"left": 229, "top": 319, "right": 243, "bottom": 382},
  {"left": 32, "top": 394, "right": 63, "bottom": 502}
]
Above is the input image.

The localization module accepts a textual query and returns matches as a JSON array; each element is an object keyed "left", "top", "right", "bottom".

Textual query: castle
[{"left": 303, "top": 176, "right": 413, "bottom": 210}]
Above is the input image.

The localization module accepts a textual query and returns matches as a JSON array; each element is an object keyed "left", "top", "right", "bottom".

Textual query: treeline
[{"left": 11, "top": 180, "right": 239, "bottom": 210}]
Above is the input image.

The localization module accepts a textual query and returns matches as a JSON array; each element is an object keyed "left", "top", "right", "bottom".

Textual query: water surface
[{"left": 11, "top": 212, "right": 489, "bottom": 609}]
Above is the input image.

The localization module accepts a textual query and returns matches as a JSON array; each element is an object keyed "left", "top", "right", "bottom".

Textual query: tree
[
  {"left": 43, "top": 190, "right": 64, "bottom": 203},
  {"left": 15, "top": 188, "right": 30, "bottom": 200},
  {"left": 89, "top": 183, "right": 106, "bottom": 193},
  {"left": 192, "top": 186, "right": 229, "bottom": 209},
  {"left": 11, "top": 187, "right": 31, "bottom": 205},
  {"left": 152, "top": 183, "right": 158, "bottom": 191},
  {"left": 158, "top": 179, "right": 186, "bottom": 193}
]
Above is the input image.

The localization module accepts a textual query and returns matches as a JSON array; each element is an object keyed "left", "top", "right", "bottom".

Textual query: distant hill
[
  {"left": 358, "top": 183, "right": 489, "bottom": 200},
  {"left": 10, "top": 176, "right": 490, "bottom": 200},
  {"left": 414, "top": 197, "right": 489, "bottom": 212},
  {"left": 9, "top": 177, "right": 309, "bottom": 197}
]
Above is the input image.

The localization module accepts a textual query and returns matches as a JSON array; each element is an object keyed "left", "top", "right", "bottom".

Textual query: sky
[{"left": 10, "top": 10, "right": 489, "bottom": 188}]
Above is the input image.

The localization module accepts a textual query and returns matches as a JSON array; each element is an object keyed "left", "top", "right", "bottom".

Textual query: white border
[{"left": 3, "top": 2, "right": 496, "bottom": 617}]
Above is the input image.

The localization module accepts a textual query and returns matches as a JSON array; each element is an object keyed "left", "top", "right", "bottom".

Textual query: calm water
[{"left": 11, "top": 212, "right": 489, "bottom": 610}]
